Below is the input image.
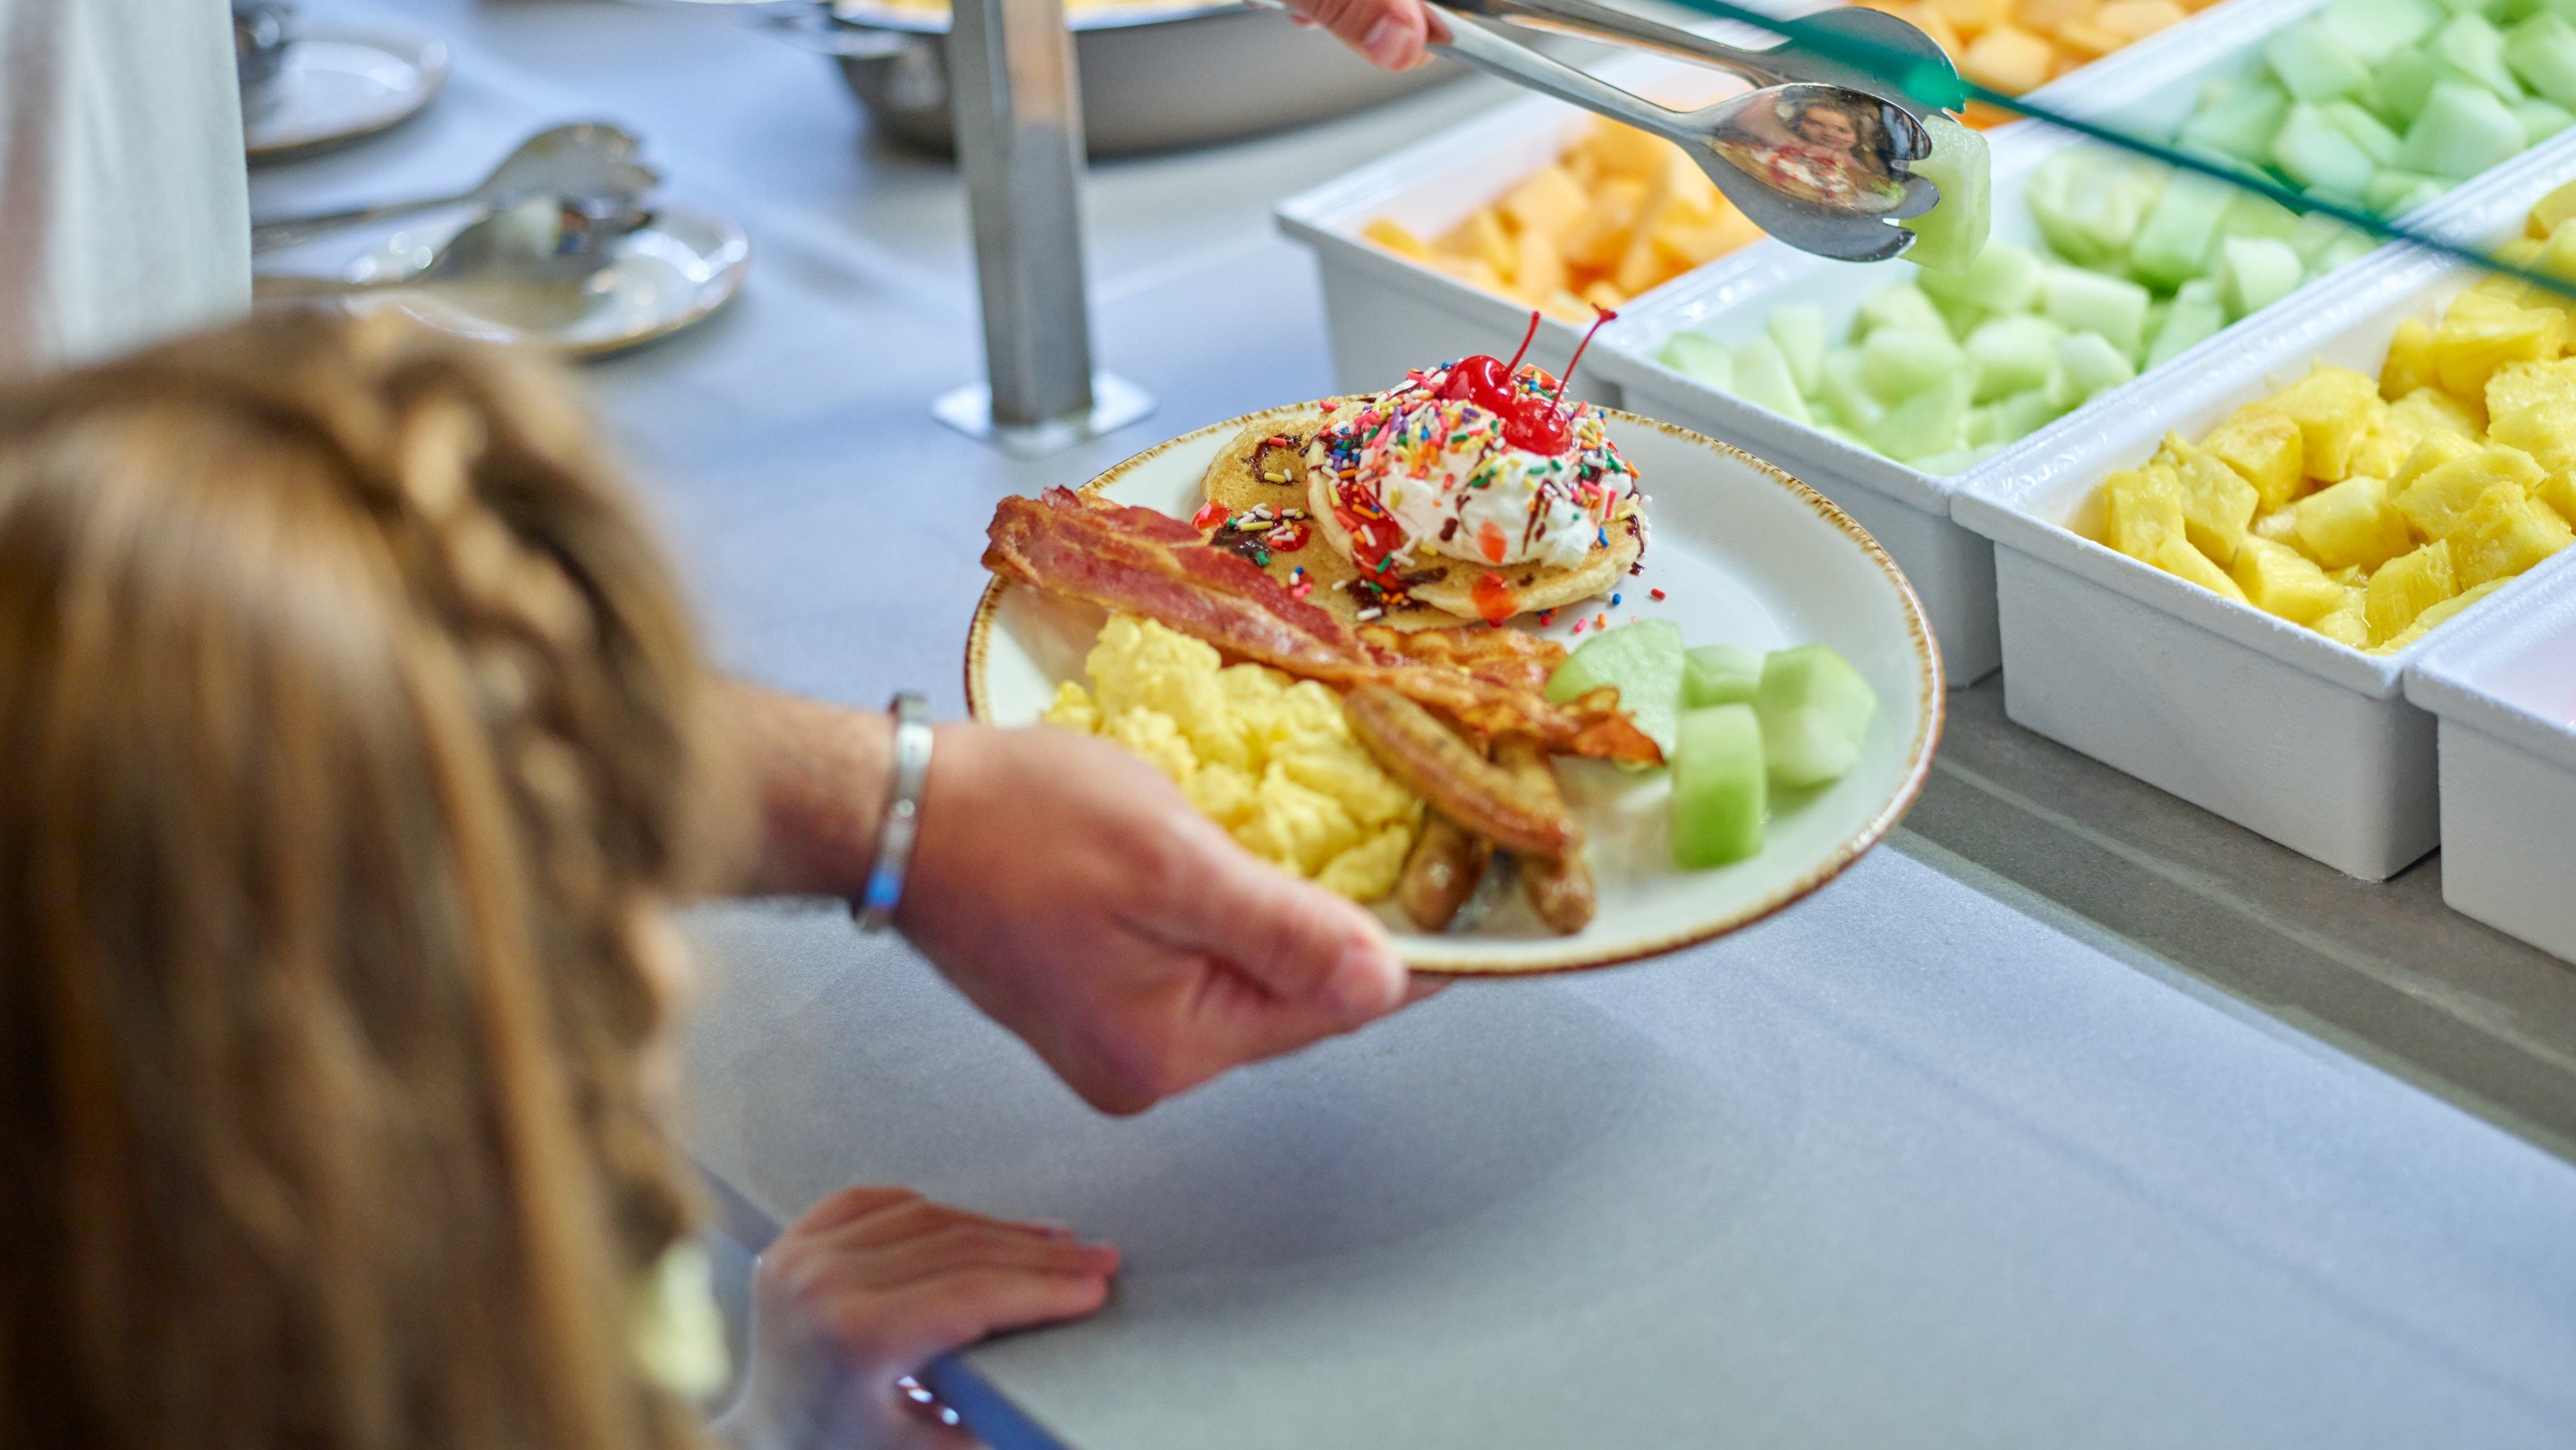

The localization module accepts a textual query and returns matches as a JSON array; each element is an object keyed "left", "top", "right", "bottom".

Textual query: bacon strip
[{"left": 984, "top": 489, "right": 1661, "bottom": 765}]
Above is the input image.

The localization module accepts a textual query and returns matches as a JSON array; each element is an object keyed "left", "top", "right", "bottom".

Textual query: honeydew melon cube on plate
[
  {"left": 2272, "top": 103, "right": 2384, "bottom": 195},
  {"left": 1659, "top": 330, "right": 1734, "bottom": 389},
  {"left": 2320, "top": 0, "right": 2445, "bottom": 63},
  {"left": 2319, "top": 99, "right": 2408, "bottom": 165},
  {"left": 2023, "top": 152, "right": 2160, "bottom": 267},
  {"left": 2051, "top": 331, "right": 2138, "bottom": 408},
  {"left": 2367, "top": 49, "right": 2448, "bottom": 127},
  {"left": 1767, "top": 305, "right": 1827, "bottom": 394},
  {"left": 1897, "top": 116, "right": 1992, "bottom": 275},
  {"left": 1817, "top": 351, "right": 1885, "bottom": 433},
  {"left": 1731, "top": 337, "right": 1814, "bottom": 427},
  {"left": 2126, "top": 174, "right": 2233, "bottom": 289},
  {"left": 2513, "top": 96, "right": 2576, "bottom": 140},
  {"left": 1754, "top": 645, "right": 1878, "bottom": 788},
  {"left": 1853, "top": 284, "right": 1952, "bottom": 339},
  {"left": 1860, "top": 327, "right": 1967, "bottom": 404},
  {"left": 2507, "top": 13, "right": 2576, "bottom": 106},
  {"left": 2043, "top": 267, "right": 2151, "bottom": 356},
  {"left": 1965, "top": 314, "right": 2063, "bottom": 401},
  {"left": 1682, "top": 643, "right": 1762, "bottom": 708},
  {"left": 1917, "top": 240, "right": 2042, "bottom": 317},
  {"left": 1546, "top": 618, "right": 1684, "bottom": 758},
  {"left": 2181, "top": 77, "right": 2293, "bottom": 162},
  {"left": 2401, "top": 81, "right": 2528, "bottom": 177},
  {"left": 1871, "top": 372, "right": 1975, "bottom": 462},
  {"left": 2266, "top": 20, "right": 2375, "bottom": 101},
  {"left": 1670, "top": 703, "right": 1765, "bottom": 869},
  {"left": 2221, "top": 236, "right": 2309, "bottom": 318},
  {"left": 2146, "top": 280, "right": 2229, "bottom": 367},
  {"left": 2434, "top": 12, "right": 2527, "bottom": 94}
]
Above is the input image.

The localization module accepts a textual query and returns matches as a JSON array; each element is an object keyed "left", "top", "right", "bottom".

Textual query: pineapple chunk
[
  {"left": 2394, "top": 445, "right": 2546, "bottom": 539},
  {"left": 2538, "top": 473, "right": 2576, "bottom": 529},
  {"left": 2164, "top": 437, "right": 2259, "bottom": 565},
  {"left": 2363, "top": 538, "right": 2458, "bottom": 645},
  {"left": 2252, "top": 508, "right": 2300, "bottom": 542},
  {"left": 2153, "top": 534, "right": 2251, "bottom": 604},
  {"left": 2233, "top": 535, "right": 2351, "bottom": 623},
  {"left": 1513, "top": 227, "right": 1569, "bottom": 305},
  {"left": 2487, "top": 358, "right": 2576, "bottom": 422},
  {"left": 2529, "top": 180, "right": 2576, "bottom": 240},
  {"left": 2430, "top": 292, "right": 2565, "bottom": 412},
  {"left": 1581, "top": 121, "right": 1670, "bottom": 178},
  {"left": 1362, "top": 219, "right": 1433, "bottom": 260},
  {"left": 2521, "top": 224, "right": 2576, "bottom": 328},
  {"left": 2487, "top": 399, "right": 2576, "bottom": 477},
  {"left": 1457, "top": 208, "right": 1516, "bottom": 281},
  {"left": 2200, "top": 405, "right": 2306, "bottom": 510},
  {"left": 2388, "top": 386, "right": 2479, "bottom": 440},
  {"left": 2270, "top": 365, "right": 2384, "bottom": 481},
  {"left": 2391, "top": 429, "right": 2481, "bottom": 491},
  {"left": 1499, "top": 165, "right": 1590, "bottom": 248},
  {"left": 2368, "top": 580, "right": 2510, "bottom": 654},
  {"left": 2448, "top": 482, "right": 2575, "bottom": 588},
  {"left": 2097, "top": 467, "right": 2189, "bottom": 560},
  {"left": 2381, "top": 317, "right": 2440, "bottom": 399},
  {"left": 2346, "top": 416, "right": 2424, "bottom": 482},
  {"left": 2294, "top": 475, "right": 2416, "bottom": 571},
  {"left": 2313, "top": 588, "right": 2370, "bottom": 648}
]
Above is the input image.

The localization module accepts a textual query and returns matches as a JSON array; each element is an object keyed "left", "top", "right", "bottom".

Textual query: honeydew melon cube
[
  {"left": 2180, "top": 79, "right": 2293, "bottom": 163},
  {"left": 1860, "top": 327, "right": 1968, "bottom": 405},
  {"left": 2505, "top": 13, "right": 2576, "bottom": 106},
  {"left": 2489, "top": 0, "right": 2545, "bottom": 24},
  {"left": 2516, "top": 97, "right": 2576, "bottom": 140},
  {"left": 1767, "top": 305, "right": 1827, "bottom": 394},
  {"left": 1853, "top": 284, "right": 1952, "bottom": 339},
  {"left": 1917, "top": 240, "right": 2043, "bottom": 316},
  {"left": 2290, "top": 212, "right": 2359, "bottom": 264},
  {"left": 2220, "top": 236, "right": 2309, "bottom": 319},
  {"left": 1817, "top": 351, "right": 1885, "bottom": 433},
  {"left": 2043, "top": 267, "right": 2152, "bottom": 356},
  {"left": 2024, "top": 153, "right": 2161, "bottom": 267},
  {"left": 1912, "top": 445, "right": 1998, "bottom": 475},
  {"left": 2053, "top": 331, "right": 2139, "bottom": 408},
  {"left": 2320, "top": 0, "right": 2445, "bottom": 63},
  {"left": 2449, "top": 479, "right": 2575, "bottom": 583},
  {"left": 2401, "top": 81, "right": 2529, "bottom": 178},
  {"left": 2126, "top": 175, "right": 2234, "bottom": 289},
  {"left": 1670, "top": 703, "right": 1764, "bottom": 869},
  {"left": 2368, "top": 49, "right": 2448, "bottom": 126},
  {"left": 1660, "top": 331, "right": 1735, "bottom": 389},
  {"left": 1964, "top": 315, "right": 2064, "bottom": 401},
  {"left": 2295, "top": 474, "right": 2418, "bottom": 569},
  {"left": 1871, "top": 373, "right": 1975, "bottom": 462},
  {"left": 2203, "top": 403, "right": 2309, "bottom": 508},
  {"left": 2273, "top": 103, "right": 2385, "bottom": 195},
  {"left": 1897, "top": 115, "right": 1992, "bottom": 275},
  {"left": 2267, "top": 21, "right": 2374, "bottom": 100},
  {"left": 1682, "top": 643, "right": 1763, "bottom": 708},
  {"left": 2222, "top": 191, "right": 2306, "bottom": 244},
  {"left": 1754, "top": 645, "right": 1878, "bottom": 788},
  {"left": 1732, "top": 336, "right": 1814, "bottom": 426},
  {"left": 1549, "top": 618, "right": 1685, "bottom": 759},
  {"left": 2365, "top": 538, "right": 2462, "bottom": 640},
  {"left": 2433, "top": 13, "right": 2526, "bottom": 95},
  {"left": 1964, "top": 403, "right": 2012, "bottom": 448},
  {"left": 2233, "top": 534, "right": 2354, "bottom": 623},
  {"left": 1995, "top": 386, "right": 2069, "bottom": 439},
  {"left": 2148, "top": 282, "right": 2230, "bottom": 367},
  {"left": 2318, "top": 103, "right": 2407, "bottom": 173},
  {"left": 2366, "top": 168, "right": 2453, "bottom": 213},
  {"left": 2319, "top": 232, "right": 2380, "bottom": 272}
]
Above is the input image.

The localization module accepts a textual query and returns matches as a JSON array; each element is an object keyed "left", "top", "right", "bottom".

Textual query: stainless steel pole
[{"left": 936, "top": 0, "right": 1152, "bottom": 454}]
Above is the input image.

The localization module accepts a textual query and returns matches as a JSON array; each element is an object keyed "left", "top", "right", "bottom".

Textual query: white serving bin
[
  {"left": 2403, "top": 568, "right": 2576, "bottom": 962},
  {"left": 1274, "top": 0, "right": 2289, "bottom": 410},
  {"left": 1951, "top": 157, "right": 2576, "bottom": 880}
]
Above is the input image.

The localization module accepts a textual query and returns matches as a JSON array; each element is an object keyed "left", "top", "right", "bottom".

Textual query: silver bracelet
[{"left": 854, "top": 691, "right": 933, "bottom": 933}]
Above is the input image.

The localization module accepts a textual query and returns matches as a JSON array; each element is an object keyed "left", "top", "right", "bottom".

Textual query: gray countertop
[{"left": 253, "top": 5, "right": 2576, "bottom": 1444}]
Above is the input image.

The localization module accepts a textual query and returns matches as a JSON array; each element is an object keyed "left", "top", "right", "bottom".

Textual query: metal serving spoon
[
  {"left": 250, "top": 122, "right": 656, "bottom": 253},
  {"left": 252, "top": 193, "right": 652, "bottom": 328},
  {"left": 1425, "top": 2, "right": 1938, "bottom": 262}
]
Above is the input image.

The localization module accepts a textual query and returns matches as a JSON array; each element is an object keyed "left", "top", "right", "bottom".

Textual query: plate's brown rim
[{"left": 962, "top": 403, "right": 1946, "bottom": 976}]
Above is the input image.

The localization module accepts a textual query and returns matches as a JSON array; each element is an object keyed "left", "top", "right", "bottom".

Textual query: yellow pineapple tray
[{"left": 1952, "top": 156, "right": 2576, "bottom": 882}]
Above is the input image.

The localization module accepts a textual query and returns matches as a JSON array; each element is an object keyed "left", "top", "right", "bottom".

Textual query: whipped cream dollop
[{"left": 1308, "top": 362, "right": 1641, "bottom": 574}]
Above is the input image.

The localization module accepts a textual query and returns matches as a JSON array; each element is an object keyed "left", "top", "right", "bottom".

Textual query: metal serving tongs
[{"left": 1420, "top": 0, "right": 1961, "bottom": 261}]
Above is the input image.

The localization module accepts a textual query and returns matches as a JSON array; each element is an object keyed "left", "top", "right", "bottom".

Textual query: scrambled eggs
[{"left": 1044, "top": 615, "right": 1421, "bottom": 901}]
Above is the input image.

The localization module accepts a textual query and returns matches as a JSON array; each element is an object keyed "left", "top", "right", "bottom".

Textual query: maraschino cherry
[{"left": 1438, "top": 309, "right": 1542, "bottom": 411}]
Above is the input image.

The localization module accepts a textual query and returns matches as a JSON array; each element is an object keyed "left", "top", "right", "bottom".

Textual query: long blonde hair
[{"left": 0, "top": 310, "right": 735, "bottom": 1450}]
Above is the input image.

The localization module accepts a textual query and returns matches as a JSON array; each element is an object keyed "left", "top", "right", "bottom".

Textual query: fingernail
[
  {"left": 1362, "top": 17, "right": 1408, "bottom": 65},
  {"left": 1326, "top": 937, "right": 1400, "bottom": 1015}
]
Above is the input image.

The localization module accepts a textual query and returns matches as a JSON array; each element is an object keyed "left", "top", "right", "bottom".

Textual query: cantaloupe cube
[
  {"left": 2365, "top": 538, "right": 2459, "bottom": 643},
  {"left": 2295, "top": 474, "right": 2417, "bottom": 569},
  {"left": 2270, "top": 363, "right": 2385, "bottom": 479},
  {"left": 2099, "top": 466, "right": 2190, "bottom": 559},
  {"left": 2449, "top": 481, "right": 2575, "bottom": 585},
  {"left": 2381, "top": 317, "right": 2440, "bottom": 398},
  {"left": 2154, "top": 533, "right": 2253, "bottom": 602},
  {"left": 2097, "top": 0, "right": 2187, "bottom": 41},
  {"left": 1931, "top": 0, "right": 2011, "bottom": 31},
  {"left": 2432, "top": 292, "right": 2567, "bottom": 405},
  {"left": 2389, "top": 385, "right": 2479, "bottom": 439},
  {"left": 1962, "top": 25, "right": 2059, "bottom": 92},
  {"left": 2201, "top": 405, "right": 2308, "bottom": 509},
  {"left": 1428, "top": 256, "right": 1509, "bottom": 293},
  {"left": 2487, "top": 397, "right": 2576, "bottom": 473},
  {"left": 1583, "top": 121, "right": 1670, "bottom": 178},
  {"left": 1501, "top": 165, "right": 1590, "bottom": 247},
  {"left": 2487, "top": 358, "right": 2576, "bottom": 420},
  {"left": 1363, "top": 219, "right": 1433, "bottom": 260},
  {"left": 2234, "top": 534, "right": 2351, "bottom": 622},
  {"left": 2314, "top": 587, "right": 2371, "bottom": 646},
  {"left": 1513, "top": 228, "right": 1569, "bottom": 304},
  {"left": 2391, "top": 428, "right": 2482, "bottom": 490},
  {"left": 2055, "top": 21, "right": 2127, "bottom": 57},
  {"left": 2014, "top": 0, "right": 2093, "bottom": 31},
  {"left": 2397, "top": 444, "right": 2546, "bottom": 537}
]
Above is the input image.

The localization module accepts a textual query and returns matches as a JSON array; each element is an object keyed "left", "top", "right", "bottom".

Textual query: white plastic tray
[
  {"left": 1951, "top": 151, "right": 2576, "bottom": 880},
  {"left": 2403, "top": 567, "right": 2576, "bottom": 962}
]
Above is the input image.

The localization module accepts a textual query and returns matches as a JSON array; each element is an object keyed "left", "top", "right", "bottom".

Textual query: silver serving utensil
[
  {"left": 250, "top": 122, "right": 655, "bottom": 253},
  {"left": 1424, "top": 3, "right": 1937, "bottom": 262},
  {"left": 253, "top": 194, "right": 652, "bottom": 328}
]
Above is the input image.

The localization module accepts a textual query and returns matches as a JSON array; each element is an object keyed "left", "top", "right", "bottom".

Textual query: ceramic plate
[
  {"left": 246, "top": 28, "right": 449, "bottom": 161},
  {"left": 964, "top": 407, "right": 1945, "bottom": 974},
  {"left": 339, "top": 206, "right": 751, "bottom": 358}
]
